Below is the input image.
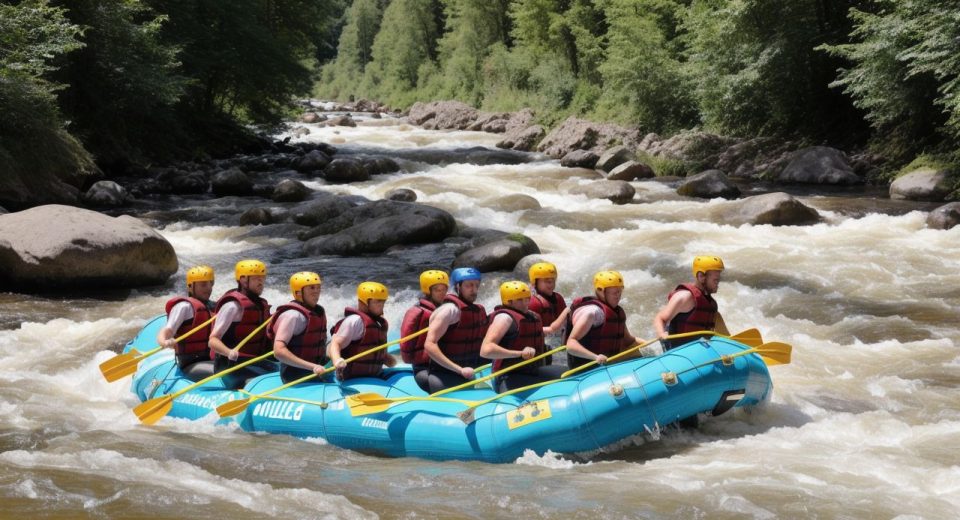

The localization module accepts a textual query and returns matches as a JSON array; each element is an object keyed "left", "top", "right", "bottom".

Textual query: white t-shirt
[
  {"left": 427, "top": 303, "right": 461, "bottom": 332},
  {"left": 490, "top": 312, "right": 514, "bottom": 333},
  {"left": 272, "top": 310, "right": 308, "bottom": 345},
  {"left": 334, "top": 314, "right": 366, "bottom": 342},
  {"left": 210, "top": 301, "right": 242, "bottom": 339},
  {"left": 571, "top": 305, "right": 605, "bottom": 331},
  {"left": 162, "top": 301, "right": 195, "bottom": 333}
]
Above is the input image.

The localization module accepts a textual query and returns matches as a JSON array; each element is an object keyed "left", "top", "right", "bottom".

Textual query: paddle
[
  {"left": 659, "top": 341, "right": 792, "bottom": 385},
  {"left": 662, "top": 328, "right": 764, "bottom": 348},
  {"left": 215, "top": 327, "right": 429, "bottom": 418},
  {"left": 100, "top": 315, "right": 218, "bottom": 383},
  {"left": 457, "top": 340, "right": 791, "bottom": 424},
  {"left": 347, "top": 345, "right": 567, "bottom": 417},
  {"left": 133, "top": 318, "right": 274, "bottom": 425}
]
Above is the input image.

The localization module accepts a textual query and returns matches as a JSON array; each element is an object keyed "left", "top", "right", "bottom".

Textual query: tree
[
  {"left": 365, "top": 0, "right": 442, "bottom": 104},
  {"left": 823, "top": 0, "right": 959, "bottom": 155},
  {"left": 433, "top": 0, "right": 512, "bottom": 103},
  {"left": 318, "top": 0, "right": 384, "bottom": 99},
  {"left": 0, "top": 1, "right": 93, "bottom": 209}
]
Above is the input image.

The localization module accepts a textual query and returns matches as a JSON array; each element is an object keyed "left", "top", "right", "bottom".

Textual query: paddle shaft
[
  {"left": 431, "top": 345, "right": 567, "bottom": 398},
  {"left": 245, "top": 327, "right": 429, "bottom": 404}
]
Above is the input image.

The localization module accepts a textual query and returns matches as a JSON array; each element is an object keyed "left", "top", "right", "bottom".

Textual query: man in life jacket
[
  {"left": 653, "top": 255, "right": 729, "bottom": 351},
  {"left": 208, "top": 259, "right": 275, "bottom": 389},
  {"left": 423, "top": 267, "right": 489, "bottom": 393},
  {"left": 481, "top": 281, "right": 565, "bottom": 392},
  {"left": 328, "top": 281, "right": 396, "bottom": 382},
  {"left": 157, "top": 265, "right": 217, "bottom": 381},
  {"left": 527, "top": 261, "right": 570, "bottom": 366},
  {"left": 400, "top": 270, "right": 449, "bottom": 392},
  {"left": 268, "top": 272, "right": 331, "bottom": 384},
  {"left": 564, "top": 270, "right": 641, "bottom": 369}
]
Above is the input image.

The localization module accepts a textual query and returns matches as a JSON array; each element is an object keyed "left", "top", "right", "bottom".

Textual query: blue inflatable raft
[{"left": 125, "top": 316, "right": 773, "bottom": 462}]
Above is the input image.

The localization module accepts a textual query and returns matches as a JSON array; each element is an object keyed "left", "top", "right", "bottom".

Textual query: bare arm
[
  {"left": 543, "top": 307, "right": 570, "bottom": 335},
  {"left": 653, "top": 291, "right": 695, "bottom": 339},
  {"left": 565, "top": 311, "right": 603, "bottom": 363},
  {"left": 481, "top": 315, "right": 533, "bottom": 360},
  {"left": 207, "top": 303, "right": 240, "bottom": 360}
]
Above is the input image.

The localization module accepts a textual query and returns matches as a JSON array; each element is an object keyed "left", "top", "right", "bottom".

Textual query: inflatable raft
[{"left": 125, "top": 316, "right": 773, "bottom": 462}]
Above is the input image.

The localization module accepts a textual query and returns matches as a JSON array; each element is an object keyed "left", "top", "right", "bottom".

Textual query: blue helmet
[{"left": 450, "top": 267, "right": 482, "bottom": 286}]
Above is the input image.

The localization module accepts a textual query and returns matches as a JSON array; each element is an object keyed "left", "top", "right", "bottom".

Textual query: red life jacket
[
  {"left": 165, "top": 296, "right": 214, "bottom": 364},
  {"left": 665, "top": 283, "right": 718, "bottom": 349},
  {"left": 267, "top": 301, "right": 329, "bottom": 366},
  {"left": 214, "top": 289, "right": 271, "bottom": 359},
  {"left": 490, "top": 306, "right": 545, "bottom": 373},
  {"left": 433, "top": 294, "right": 489, "bottom": 371},
  {"left": 399, "top": 298, "right": 435, "bottom": 367},
  {"left": 331, "top": 307, "right": 388, "bottom": 380},
  {"left": 563, "top": 296, "right": 626, "bottom": 368},
  {"left": 529, "top": 291, "right": 566, "bottom": 328}
]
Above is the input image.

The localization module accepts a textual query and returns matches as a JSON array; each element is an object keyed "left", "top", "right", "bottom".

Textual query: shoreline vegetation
[{"left": 2, "top": 1, "right": 960, "bottom": 211}]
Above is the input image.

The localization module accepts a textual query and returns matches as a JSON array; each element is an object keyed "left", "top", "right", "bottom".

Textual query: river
[{"left": 1, "top": 113, "right": 958, "bottom": 518}]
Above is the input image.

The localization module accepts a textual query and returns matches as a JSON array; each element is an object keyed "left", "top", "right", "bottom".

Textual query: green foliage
[
  {"left": 823, "top": 0, "right": 960, "bottom": 157},
  {"left": 317, "top": 0, "right": 384, "bottom": 100},
  {"left": 596, "top": 0, "right": 697, "bottom": 132},
  {"left": 0, "top": 1, "right": 94, "bottom": 208},
  {"left": 434, "top": 0, "right": 512, "bottom": 104},
  {"left": 684, "top": 0, "right": 864, "bottom": 140},
  {"left": 364, "top": 0, "right": 442, "bottom": 105},
  {"left": 635, "top": 150, "right": 690, "bottom": 177},
  {"left": 51, "top": 0, "right": 186, "bottom": 168}
]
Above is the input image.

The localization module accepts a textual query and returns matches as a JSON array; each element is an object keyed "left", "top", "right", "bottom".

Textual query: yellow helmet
[
  {"left": 186, "top": 265, "right": 215, "bottom": 285},
  {"left": 419, "top": 270, "right": 449, "bottom": 294},
  {"left": 528, "top": 262, "right": 558, "bottom": 285},
  {"left": 357, "top": 281, "right": 389, "bottom": 304},
  {"left": 692, "top": 256, "right": 724, "bottom": 277},
  {"left": 290, "top": 271, "right": 321, "bottom": 301},
  {"left": 499, "top": 281, "right": 531, "bottom": 305},
  {"left": 593, "top": 270, "right": 624, "bottom": 291},
  {"left": 235, "top": 259, "right": 267, "bottom": 280}
]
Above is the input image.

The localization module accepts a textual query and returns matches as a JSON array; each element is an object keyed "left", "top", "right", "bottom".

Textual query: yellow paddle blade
[
  {"left": 216, "top": 398, "right": 252, "bottom": 418},
  {"left": 134, "top": 395, "right": 174, "bottom": 425},
  {"left": 347, "top": 395, "right": 396, "bottom": 417},
  {"left": 99, "top": 347, "right": 162, "bottom": 382},
  {"left": 729, "top": 328, "right": 763, "bottom": 348},
  {"left": 756, "top": 341, "right": 792, "bottom": 365}
]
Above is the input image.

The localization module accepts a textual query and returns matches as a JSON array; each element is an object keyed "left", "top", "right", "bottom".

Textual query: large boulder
[
  {"left": 481, "top": 194, "right": 541, "bottom": 212},
  {"left": 296, "top": 150, "right": 332, "bottom": 173},
  {"left": 272, "top": 179, "right": 311, "bottom": 202},
  {"left": 678, "top": 170, "right": 741, "bottom": 199},
  {"left": 211, "top": 168, "right": 254, "bottom": 196},
  {"left": 168, "top": 172, "right": 209, "bottom": 194},
  {"left": 323, "top": 159, "right": 370, "bottom": 184},
  {"left": 570, "top": 180, "right": 636, "bottom": 204},
  {"left": 537, "top": 117, "right": 642, "bottom": 158},
  {"left": 385, "top": 188, "right": 417, "bottom": 202},
  {"left": 713, "top": 192, "right": 820, "bottom": 226},
  {"left": 408, "top": 100, "right": 479, "bottom": 130},
  {"left": 607, "top": 160, "right": 654, "bottom": 181},
  {"left": 560, "top": 150, "right": 600, "bottom": 169},
  {"left": 0, "top": 205, "right": 178, "bottom": 291},
  {"left": 452, "top": 233, "right": 541, "bottom": 272},
  {"left": 496, "top": 124, "right": 545, "bottom": 152},
  {"left": 239, "top": 207, "right": 273, "bottom": 225},
  {"left": 326, "top": 115, "right": 357, "bottom": 127},
  {"left": 596, "top": 145, "right": 635, "bottom": 172},
  {"left": 778, "top": 146, "right": 862, "bottom": 185},
  {"left": 927, "top": 202, "right": 960, "bottom": 230},
  {"left": 290, "top": 195, "right": 355, "bottom": 227},
  {"left": 302, "top": 201, "right": 456, "bottom": 255},
  {"left": 890, "top": 168, "right": 954, "bottom": 202},
  {"left": 82, "top": 180, "right": 131, "bottom": 207}
]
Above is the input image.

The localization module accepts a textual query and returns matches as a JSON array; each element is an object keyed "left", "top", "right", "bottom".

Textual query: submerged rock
[
  {"left": 240, "top": 207, "right": 274, "bottom": 225},
  {"left": 713, "top": 192, "right": 821, "bottom": 226},
  {"left": 385, "top": 188, "right": 417, "bottom": 202},
  {"left": 82, "top": 180, "right": 132, "bottom": 207},
  {"left": 677, "top": 170, "right": 740, "bottom": 199},
  {"left": 301, "top": 200, "right": 455, "bottom": 255},
  {"left": 481, "top": 194, "right": 541, "bottom": 212},
  {"left": 569, "top": 180, "right": 636, "bottom": 204},
  {"left": 452, "top": 233, "right": 541, "bottom": 272},
  {"left": 323, "top": 159, "right": 370, "bottom": 184},
  {"left": 272, "top": 179, "right": 311, "bottom": 202},
  {"left": 0, "top": 205, "right": 177, "bottom": 291},
  {"left": 927, "top": 202, "right": 960, "bottom": 230}
]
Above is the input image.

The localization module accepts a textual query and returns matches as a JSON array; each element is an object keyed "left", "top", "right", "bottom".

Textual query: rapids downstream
[{"left": 1, "top": 112, "right": 959, "bottom": 519}]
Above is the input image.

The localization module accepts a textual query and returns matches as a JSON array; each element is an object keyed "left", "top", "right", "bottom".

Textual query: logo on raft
[
  {"left": 175, "top": 393, "right": 222, "bottom": 410},
  {"left": 251, "top": 400, "right": 305, "bottom": 421}
]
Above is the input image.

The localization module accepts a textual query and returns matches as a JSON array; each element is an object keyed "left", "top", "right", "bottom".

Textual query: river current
[{"left": 1, "top": 114, "right": 958, "bottom": 519}]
